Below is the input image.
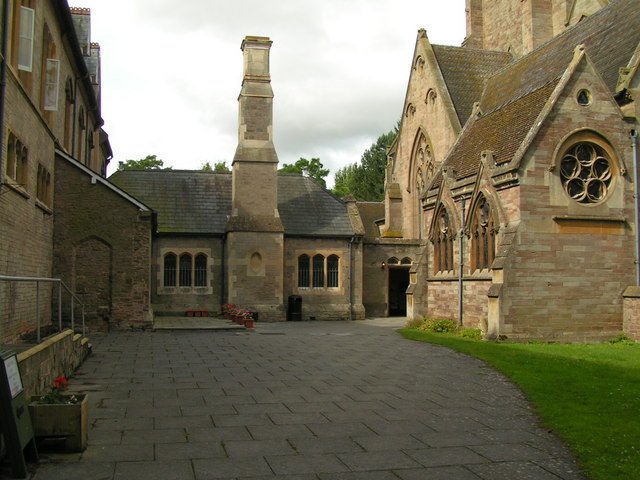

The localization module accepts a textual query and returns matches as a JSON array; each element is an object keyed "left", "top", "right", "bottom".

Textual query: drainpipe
[
  {"left": 0, "top": 0, "right": 10, "bottom": 183},
  {"left": 458, "top": 197, "right": 466, "bottom": 326},
  {"left": 221, "top": 233, "right": 227, "bottom": 309},
  {"left": 349, "top": 236, "right": 355, "bottom": 321},
  {"left": 632, "top": 130, "right": 639, "bottom": 285}
]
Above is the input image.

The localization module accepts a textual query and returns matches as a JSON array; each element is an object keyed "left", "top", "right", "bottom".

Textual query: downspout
[
  {"left": 221, "top": 233, "right": 226, "bottom": 309},
  {"left": 458, "top": 197, "right": 466, "bottom": 326},
  {"left": 632, "top": 129, "right": 639, "bottom": 285},
  {"left": 349, "top": 236, "right": 355, "bottom": 321},
  {"left": 0, "top": 0, "right": 11, "bottom": 182}
]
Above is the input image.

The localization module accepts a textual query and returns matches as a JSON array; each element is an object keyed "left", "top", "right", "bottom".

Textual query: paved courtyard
[{"left": 31, "top": 319, "right": 584, "bottom": 480}]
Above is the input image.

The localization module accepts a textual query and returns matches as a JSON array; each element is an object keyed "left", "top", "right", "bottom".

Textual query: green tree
[
  {"left": 279, "top": 157, "right": 329, "bottom": 188},
  {"left": 214, "top": 161, "right": 229, "bottom": 172},
  {"left": 117, "top": 154, "right": 170, "bottom": 171},
  {"left": 332, "top": 126, "right": 398, "bottom": 201},
  {"left": 201, "top": 161, "right": 229, "bottom": 171}
]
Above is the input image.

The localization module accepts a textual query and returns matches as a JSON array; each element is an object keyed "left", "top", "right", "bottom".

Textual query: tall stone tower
[{"left": 226, "top": 36, "right": 285, "bottom": 321}]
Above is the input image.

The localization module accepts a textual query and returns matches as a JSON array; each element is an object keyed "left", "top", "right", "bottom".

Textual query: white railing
[{"left": 0, "top": 275, "right": 85, "bottom": 343}]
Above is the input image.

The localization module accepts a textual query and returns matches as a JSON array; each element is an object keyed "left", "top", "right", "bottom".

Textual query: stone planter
[{"left": 29, "top": 393, "right": 88, "bottom": 452}]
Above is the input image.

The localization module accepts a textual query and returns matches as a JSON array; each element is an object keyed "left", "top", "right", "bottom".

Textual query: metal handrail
[{"left": 0, "top": 275, "right": 86, "bottom": 342}]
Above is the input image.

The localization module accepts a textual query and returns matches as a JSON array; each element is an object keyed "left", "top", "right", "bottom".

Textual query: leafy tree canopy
[
  {"left": 214, "top": 161, "right": 230, "bottom": 172},
  {"left": 332, "top": 125, "right": 398, "bottom": 201},
  {"left": 117, "top": 154, "right": 170, "bottom": 171},
  {"left": 201, "top": 161, "right": 229, "bottom": 172},
  {"left": 279, "top": 157, "right": 329, "bottom": 188}
]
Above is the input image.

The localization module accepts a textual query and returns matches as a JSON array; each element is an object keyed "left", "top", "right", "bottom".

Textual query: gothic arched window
[
  {"left": 179, "top": 253, "right": 192, "bottom": 286},
  {"left": 433, "top": 207, "right": 454, "bottom": 273},
  {"left": 194, "top": 254, "right": 207, "bottom": 287},
  {"left": 164, "top": 253, "right": 177, "bottom": 287},
  {"left": 298, "top": 254, "right": 310, "bottom": 288},
  {"left": 327, "top": 255, "right": 339, "bottom": 288},
  {"left": 470, "top": 195, "right": 496, "bottom": 271},
  {"left": 412, "top": 131, "right": 434, "bottom": 195},
  {"left": 313, "top": 254, "right": 325, "bottom": 288}
]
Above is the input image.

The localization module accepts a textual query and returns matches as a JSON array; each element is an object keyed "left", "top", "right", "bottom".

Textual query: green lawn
[{"left": 399, "top": 329, "right": 640, "bottom": 480}]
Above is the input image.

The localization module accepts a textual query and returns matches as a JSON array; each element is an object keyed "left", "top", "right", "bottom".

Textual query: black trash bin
[{"left": 287, "top": 295, "right": 302, "bottom": 321}]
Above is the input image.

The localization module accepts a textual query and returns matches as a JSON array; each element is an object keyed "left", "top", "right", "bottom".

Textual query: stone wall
[
  {"left": 284, "top": 237, "right": 364, "bottom": 321},
  {"left": 362, "top": 239, "right": 422, "bottom": 317},
  {"left": 53, "top": 155, "right": 153, "bottom": 331},
  {"left": 152, "top": 236, "right": 223, "bottom": 314},
  {"left": 17, "top": 329, "right": 91, "bottom": 399},
  {"left": 498, "top": 58, "right": 636, "bottom": 340}
]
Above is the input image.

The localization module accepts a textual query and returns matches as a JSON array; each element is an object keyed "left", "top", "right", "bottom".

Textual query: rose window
[{"left": 560, "top": 142, "right": 612, "bottom": 204}]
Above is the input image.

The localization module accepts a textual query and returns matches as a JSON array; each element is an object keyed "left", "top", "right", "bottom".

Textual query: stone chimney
[{"left": 226, "top": 36, "right": 285, "bottom": 322}]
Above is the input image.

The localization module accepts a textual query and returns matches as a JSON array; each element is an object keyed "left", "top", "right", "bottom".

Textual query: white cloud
[{"left": 73, "top": 0, "right": 466, "bottom": 185}]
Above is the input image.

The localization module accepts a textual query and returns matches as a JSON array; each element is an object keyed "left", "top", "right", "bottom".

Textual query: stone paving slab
[{"left": 27, "top": 319, "right": 585, "bottom": 480}]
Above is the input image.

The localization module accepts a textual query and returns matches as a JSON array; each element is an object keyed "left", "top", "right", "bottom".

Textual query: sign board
[
  {"left": 3, "top": 354, "right": 23, "bottom": 398},
  {"left": 0, "top": 350, "right": 37, "bottom": 478}
]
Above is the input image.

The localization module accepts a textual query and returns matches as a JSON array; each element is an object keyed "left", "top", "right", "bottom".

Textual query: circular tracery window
[{"left": 560, "top": 142, "right": 612, "bottom": 204}]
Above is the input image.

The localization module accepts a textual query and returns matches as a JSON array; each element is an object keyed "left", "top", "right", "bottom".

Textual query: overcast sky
[{"left": 74, "top": 1, "right": 466, "bottom": 185}]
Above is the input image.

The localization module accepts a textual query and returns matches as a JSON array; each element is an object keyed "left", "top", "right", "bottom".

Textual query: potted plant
[
  {"left": 243, "top": 311, "right": 255, "bottom": 329},
  {"left": 29, "top": 376, "right": 88, "bottom": 452},
  {"left": 222, "top": 304, "right": 234, "bottom": 320}
]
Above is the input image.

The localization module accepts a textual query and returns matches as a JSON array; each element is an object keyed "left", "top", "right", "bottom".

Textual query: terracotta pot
[{"left": 244, "top": 319, "right": 255, "bottom": 328}]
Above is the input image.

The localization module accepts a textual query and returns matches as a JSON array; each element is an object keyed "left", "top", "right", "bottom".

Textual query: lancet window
[
  {"left": 470, "top": 195, "right": 496, "bottom": 271},
  {"left": 433, "top": 207, "right": 454, "bottom": 273}
]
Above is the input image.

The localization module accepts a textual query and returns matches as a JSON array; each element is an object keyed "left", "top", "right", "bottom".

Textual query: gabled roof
[
  {"left": 277, "top": 174, "right": 354, "bottom": 237},
  {"left": 481, "top": 0, "right": 640, "bottom": 113},
  {"left": 442, "top": 80, "right": 559, "bottom": 184},
  {"left": 109, "top": 170, "right": 231, "bottom": 234},
  {"left": 432, "top": 46, "right": 512, "bottom": 125},
  {"left": 109, "top": 170, "right": 354, "bottom": 237}
]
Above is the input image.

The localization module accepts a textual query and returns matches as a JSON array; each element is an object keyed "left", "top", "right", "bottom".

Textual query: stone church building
[
  {"left": 3, "top": 0, "right": 640, "bottom": 343},
  {"left": 383, "top": 0, "right": 640, "bottom": 341}
]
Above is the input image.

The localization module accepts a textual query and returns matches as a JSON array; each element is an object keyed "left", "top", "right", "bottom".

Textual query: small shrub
[
  {"left": 460, "top": 328, "right": 482, "bottom": 340},
  {"left": 405, "top": 317, "right": 424, "bottom": 329},
  {"left": 608, "top": 333, "right": 637, "bottom": 346},
  {"left": 421, "top": 318, "right": 458, "bottom": 333}
]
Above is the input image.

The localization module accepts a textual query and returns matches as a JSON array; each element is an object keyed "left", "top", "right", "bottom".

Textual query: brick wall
[
  {"left": 53, "top": 155, "right": 152, "bottom": 331},
  {"left": 497, "top": 59, "right": 636, "bottom": 340}
]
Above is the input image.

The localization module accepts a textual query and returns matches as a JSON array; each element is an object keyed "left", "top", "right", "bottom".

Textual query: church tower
[{"left": 226, "top": 36, "right": 285, "bottom": 321}]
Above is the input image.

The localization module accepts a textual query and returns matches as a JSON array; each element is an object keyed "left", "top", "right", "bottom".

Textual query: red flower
[{"left": 54, "top": 376, "right": 68, "bottom": 390}]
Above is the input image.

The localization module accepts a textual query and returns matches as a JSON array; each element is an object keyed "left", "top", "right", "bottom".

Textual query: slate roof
[
  {"left": 438, "top": 80, "right": 559, "bottom": 185},
  {"left": 481, "top": 0, "right": 640, "bottom": 113},
  {"left": 277, "top": 174, "right": 354, "bottom": 237},
  {"left": 109, "top": 170, "right": 354, "bottom": 237},
  {"left": 109, "top": 170, "right": 231, "bottom": 234},
  {"left": 432, "top": 45, "right": 512, "bottom": 125}
]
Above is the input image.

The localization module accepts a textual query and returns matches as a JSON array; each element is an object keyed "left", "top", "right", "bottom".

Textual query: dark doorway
[{"left": 388, "top": 267, "right": 410, "bottom": 316}]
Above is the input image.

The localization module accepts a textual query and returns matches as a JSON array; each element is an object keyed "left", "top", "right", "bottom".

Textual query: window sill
[
  {"left": 2, "top": 180, "right": 30, "bottom": 200},
  {"left": 35, "top": 199, "right": 53, "bottom": 215}
]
